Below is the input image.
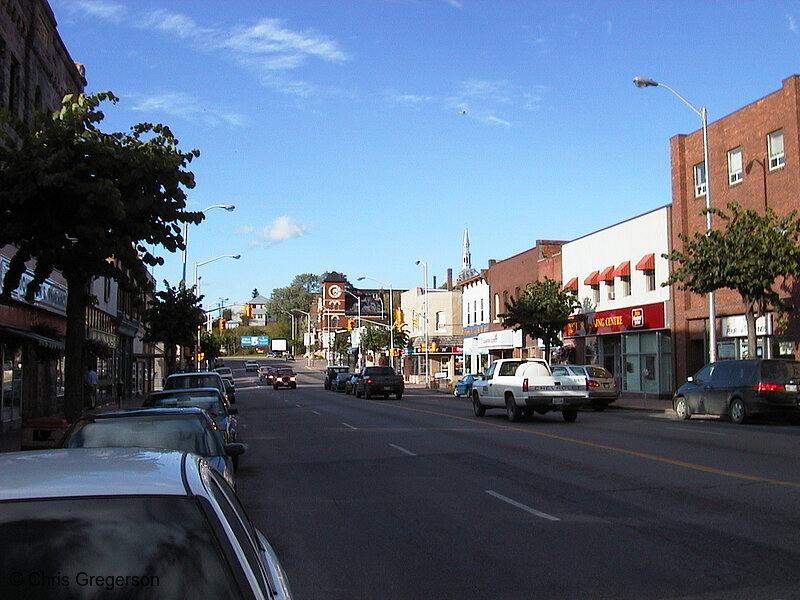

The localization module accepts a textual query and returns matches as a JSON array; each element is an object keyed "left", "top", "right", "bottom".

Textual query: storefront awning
[
  {"left": 583, "top": 271, "right": 600, "bottom": 286},
  {"left": 613, "top": 261, "right": 631, "bottom": 278},
  {"left": 562, "top": 277, "right": 578, "bottom": 291},
  {"left": 0, "top": 324, "right": 64, "bottom": 350},
  {"left": 599, "top": 266, "right": 615, "bottom": 282},
  {"left": 636, "top": 253, "right": 655, "bottom": 271}
]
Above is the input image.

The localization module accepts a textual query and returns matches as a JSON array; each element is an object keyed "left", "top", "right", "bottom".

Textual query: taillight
[
  {"left": 587, "top": 380, "right": 600, "bottom": 388},
  {"left": 754, "top": 383, "right": 785, "bottom": 392},
  {"left": 366, "top": 378, "right": 374, "bottom": 384},
  {"left": 522, "top": 378, "right": 528, "bottom": 392}
]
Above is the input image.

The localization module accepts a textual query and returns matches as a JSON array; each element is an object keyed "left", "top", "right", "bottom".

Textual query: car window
[
  {"left": 277, "top": 369, "right": 295, "bottom": 376},
  {"left": 692, "top": 363, "right": 715, "bottom": 383},
  {"left": 166, "top": 375, "right": 224, "bottom": 392},
  {"left": 760, "top": 360, "right": 800, "bottom": 383},
  {"left": 0, "top": 496, "right": 243, "bottom": 599},
  {"left": 551, "top": 366, "right": 567, "bottom": 376},
  {"left": 585, "top": 366, "right": 610, "bottom": 378},
  {"left": 64, "top": 415, "right": 223, "bottom": 457},
  {"left": 498, "top": 361, "right": 524, "bottom": 376},
  {"left": 148, "top": 396, "right": 225, "bottom": 416},
  {"left": 710, "top": 361, "right": 736, "bottom": 385}
]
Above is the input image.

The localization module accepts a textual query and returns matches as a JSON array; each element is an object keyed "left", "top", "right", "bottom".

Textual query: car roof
[
  {"left": 80, "top": 407, "right": 210, "bottom": 420},
  {"left": 147, "top": 388, "right": 224, "bottom": 400},
  {"left": 0, "top": 448, "right": 204, "bottom": 501},
  {"left": 167, "top": 371, "right": 223, "bottom": 378}
]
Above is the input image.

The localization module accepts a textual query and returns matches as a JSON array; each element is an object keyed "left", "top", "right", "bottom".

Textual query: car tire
[
  {"left": 729, "top": 397, "right": 746, "bottom": 424},
  {"left": 383, "top": 393, "right": 390, "bottom": 399},
  {"left": 453, "top": 389, "right": 459, "bottom": 397},
  {"left": 273, "top": 384, "right": 278, "bottom": 390},
  {"left": 365, "top": 389, "right": 372, "bottom": 399},
  {"left": 472, "top": 392, "right": 485, "bottom": 417},
  {"left": 562, "top": 408, "right": 578, "bottom": 423},
  {"left": 291, "top": 385, "right": 296, "bottom": 389},
  {"left": 675, "top": 397, "right": 691, "bottom": 420},
  {"left": 396, "top": 392, "right": 402, "bottom": 400},
  {"left": 506, "top": 395, "right": 522, "bottom": 422}
]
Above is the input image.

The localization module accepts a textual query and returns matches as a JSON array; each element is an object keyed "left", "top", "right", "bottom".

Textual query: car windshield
[
  {"left": 216, "top": 368, "right": 232, "bottom": 376},
  {"left": 277, "top": 369, "right": 295, "bottom": 376},
  {"left": 336, "top": 373, "right": 350, "bottom": 381},
  {"left": 165, "top": 375, "right": 222, "bottom": 390},
  {"left": 63, "top": 415, "right": 224, "bottom": 457},
  {"left": 145, "top": 394, "right": 225, "bottom": 416},
  {"left": 760, "top": 360, "right": 800, "bottom": 383},
  {"left": 0, "top": 496, "right": 241, "bottom": 599}
]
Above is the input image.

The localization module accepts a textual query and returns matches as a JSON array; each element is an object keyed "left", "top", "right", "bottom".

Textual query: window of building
[
  {"left": 606, "top": 280, "right": 615, "bottom": 301},
  {"left": 465, "top": 302, "right": 471, "bottom": 326},
  {"left": 494, "top": 294, "right": 500, "bottom": 322},
  {"left": 621, "top": 276, "right": 631, "bottom": 297},
  {"left": 694, "top": 162, "right": 707, "bottom": 197},
  {"left": 592, "top": 285, "right": 600, "bottom": 304},
  {"left": 727, "top": 146, "right": 743, "bottom": 185},
  {"left": 768, "top": 129, "right": 785, "bottom": 170},
  {"left": 480, "top": 298, "right": 484, "bottom": 322},
  {"left": 435, "top": 311, "right": 446, "bottom": 332},
  {"left": 644, "top": 270, "right": 656, "bottom": 292},
  {"left": 472, "top": 301, "right": 477, "bottom": 324}
]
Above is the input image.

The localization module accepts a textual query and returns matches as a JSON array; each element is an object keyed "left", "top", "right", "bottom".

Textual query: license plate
[
  {"left": 552, "top": 398, "right": 565, "bottom": 405},
  {"left": 603, "top": 383, "right": 610, "bottom": 388},
  {"left": 383, "top": 386, "right": 391, "bottom": 391},
  {"left": 786, "top": 384, "right": 797, "bottom": 392}
]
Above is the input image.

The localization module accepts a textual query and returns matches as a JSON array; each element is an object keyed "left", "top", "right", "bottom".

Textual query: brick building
[{"left": 670, "top": 75, "right": 800, "bottom": 382}]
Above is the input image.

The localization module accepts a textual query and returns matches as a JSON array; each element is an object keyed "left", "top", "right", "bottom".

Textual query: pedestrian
[{"left": 86, "top": 368, "right": 98, "bottom": 409}]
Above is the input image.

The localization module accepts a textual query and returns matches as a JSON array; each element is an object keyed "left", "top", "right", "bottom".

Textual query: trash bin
[{"left": 21, "top": 417, "right": 69, "bottom": 450}]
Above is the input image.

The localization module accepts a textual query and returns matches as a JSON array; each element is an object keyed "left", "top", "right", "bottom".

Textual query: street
[{"left": 229, "top": 358, "right": 800, "bottom": 600}]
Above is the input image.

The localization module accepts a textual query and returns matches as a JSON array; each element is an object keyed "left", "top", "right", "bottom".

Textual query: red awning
[
  {"left": 584, "top": 271, "right": 599, "bottom": 286},
  {"left": 599, "top": 266, "right": 615, "bottom": 282},
  {"left": 613, "top": 261, "right": 631, "bottom": 278},
  {"left": 636, "top": 253, "right": 655, "bottom": 271},
  {"left": 562, "top": 277, "right": 578, "bottom": 291}
]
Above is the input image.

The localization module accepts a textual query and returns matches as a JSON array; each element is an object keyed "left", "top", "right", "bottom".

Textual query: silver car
[
  {"left": 550, "top": 364, "right": 620, "bottom": 410},
  {"left": 0, "top": 448, "right": 293, "bottom": 599}
]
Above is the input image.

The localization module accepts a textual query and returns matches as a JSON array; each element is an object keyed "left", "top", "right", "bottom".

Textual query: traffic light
[
  {"left": 394, "top": 308, "right": 404, "bottom": 331},
  {"left": 243, "top": 304, "right": 253, "bottom": 318},
  {"left": 218, "top": 318, "right": 226, "bottom": 331},
  {"left": 412, "top": 318, "right": 419, "bottom": 328},
  {"left": 346, "top": 319, "right": 354, "bottom": 331}
]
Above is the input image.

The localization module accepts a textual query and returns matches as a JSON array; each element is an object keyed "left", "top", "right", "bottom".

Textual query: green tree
[
  {"left": 664, "top": 202, "right": 800, "bottom": 357},
  {"left": 360, "top": 323, "right": 389, "bottom": 356},
  {"left": 265, "top": 273, "right": 321, "bottom": 318},
  {"left": 332, "top": 331, "right": 351, "bottom": 362},
  {"left": 500, "top": 278, "right": 581, "bottom": 361},
  {"left": 0, "top": 92, "right": 202, "bottom": 421},
  {"left": 199, "top": 329, "right": 221, "bottom": 364},
  {"left": 251, "top": 288, "right": 259, "bottom": 298},
  {"left": 141, "top": 282, "right": 205, "bottom": 376}
]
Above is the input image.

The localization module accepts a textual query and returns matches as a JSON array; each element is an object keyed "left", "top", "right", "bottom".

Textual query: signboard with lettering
[
  {"left": 564, "top": 302, "right": 665, "bottom": 338},
  {"left": 240, "top": 335, "right": 270, "bottom": 347}
]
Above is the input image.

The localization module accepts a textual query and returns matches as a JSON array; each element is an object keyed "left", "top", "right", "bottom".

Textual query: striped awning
[
  {"left": 583, "top": 271, "right": 600, "bottom": 286},
  {"left": 636, "top": 253, "right": 655, "bottom": 271},
  {"left": 613, "top": 261, "right": 631, "bottom": 277},
  {"left": 599, "top": 266, "right": 615, "bottom": 282},
  {"left": 562, "top": 277, "right": 578, "bottom": 291}
]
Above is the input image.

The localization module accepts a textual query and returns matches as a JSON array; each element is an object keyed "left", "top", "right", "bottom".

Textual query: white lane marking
[
  {"left": 485, "top": 490, "right": 560, "bottom": 522},
  {"left": 389, "top": 444, "right": 416, "bottom": 456},
  {"left": 668, "top": 426, "right": 725, "bottom": 436},
  {"left": 342, "top": 422, "right": 358, "bottom": 430}
]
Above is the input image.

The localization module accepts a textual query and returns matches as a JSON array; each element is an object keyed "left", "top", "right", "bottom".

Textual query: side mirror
[{"left": 224, "top": 442, "right": 246, "bottom": 457}]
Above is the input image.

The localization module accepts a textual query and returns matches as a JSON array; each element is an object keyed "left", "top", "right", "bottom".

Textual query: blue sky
[{"left": 51, "top": 0, "right": 800, "bottom": 309}]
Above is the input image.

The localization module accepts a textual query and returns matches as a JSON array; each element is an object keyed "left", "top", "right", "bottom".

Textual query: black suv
[
  {"left": 324, "top": 366, "right": 350, "bottom": 390},
  {"left": 673, "top": 359, "right": 800, "bottom": 424}
]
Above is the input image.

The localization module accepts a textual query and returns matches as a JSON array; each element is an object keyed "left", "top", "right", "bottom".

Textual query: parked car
[
  {"left": 259, "top": 366, "right": 277, "bottom": 384},
  {"left": 245, "top": 359, "right": 260, "bottom": 372},
  {"left": 143, "top": 387, "right": 238, "bottom": 442},
  {"left": 58, "top": 407, "right": 244, "bottom": 487},
  {"left": 164, "top": 371, "right": 231, "bottom": 403},
  {"left": 324, "top": 365, "right": 350, "bottom": 390},
  {"left": 550, "top": 364, "right": 619, "bottom": 410},
  {"left": 333, "top": 372, "right": 352, "bottom": 392},
  {"left": 673, "top": 359, "right": 800, "bottom": 424},
  {"left": 0, "top": 448, "right": 293, "bottom": 600},
  {"left": 345, "top": 374, "right": 359, "bottom": 395},
  {"left": 223, "top": 377, "right": 236, "bottom": 403},
  {"left": 453, "top": 373, "right": 482, "bottom": 397},
  {"left": 273, "top": 368, "right": 297, "bottom": 390},
  {"left": 215, "top": 365, "right": 234, "bottom": 383},
  {"left": 353, "top": 366, "right": 404, "bottom": 400}
]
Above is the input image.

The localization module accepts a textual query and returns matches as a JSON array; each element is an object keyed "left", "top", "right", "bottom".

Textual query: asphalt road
[{"left": 226, "top": 357, "right": 800, "bottom": 600}]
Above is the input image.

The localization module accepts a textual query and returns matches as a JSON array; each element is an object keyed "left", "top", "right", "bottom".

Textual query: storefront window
[{"left": 2, "top": 348, "right": 22, "bottom": 424}]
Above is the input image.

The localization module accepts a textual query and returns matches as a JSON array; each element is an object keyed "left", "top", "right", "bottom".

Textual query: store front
[
  {"left": 564, "top": 302, "right": 672, "bottom": 397},
  {"left": 717, "top": 314, "right": 793, "bottom": 361}
]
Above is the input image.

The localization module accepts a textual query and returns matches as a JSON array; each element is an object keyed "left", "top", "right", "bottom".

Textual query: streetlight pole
[
  {"left": 343, "top": 289, "right": 362, "bottom": 369},
  {"left": 291, "top": 309, "right": 312, "bottom": 365},
  {"left": 193, "top": 254, "right": 240, "bottom": 370},
  {"left": 181, "top": 204, "right": 236, "bottom": 287},
  {"left": 282, "top": 311, "right": 296, "bottom": 355},
  {"left": 357, "top": 276, "right": 394, "bottom": 370},
  {"left": 634, "top": 77, "right": 717, "bottom": 363},
  {"left": 415, "top": 260, "right": 430, "bottom": 387}
]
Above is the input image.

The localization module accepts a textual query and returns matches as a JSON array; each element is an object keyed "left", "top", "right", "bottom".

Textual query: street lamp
[
  {"left": 181, "top": 204, "right": 236, "bottom": 286},
  {"left": 291, "top": 309, "right": 312, "bottom": 365},
  {"left": 357, "top": 276, "right": 394, "bottom": 370},
  {"left": 634, "top": 76, "right": 717, "bottom": 363},
  {"left": 343, "top": 289, "right": 362, "bottom": 368},
  {"left": 282, "top": 311, "right": 296, "bottom": 356},
  {"left": 415, "top": 260, "right": 430, "bottom": 387},
  {"left": 193, "top": 254, "right": 240, "bottom": 370}
]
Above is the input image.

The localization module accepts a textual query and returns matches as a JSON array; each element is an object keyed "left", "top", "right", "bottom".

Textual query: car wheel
[
  {"left": 506, "top": 395, "right": 522, "bottom": 422},
  {"left": 273, "top": 384, "right": 278, "bottom": 390},
  {"left": 562, "top": 408, "right": 578, "bottom": 423},
  {"left": 365, "top": 389, "right": 372, "bottom": 400},
  {"left": 472, "top": 392, "right": 485, "bottom": 417},
  {"left": 383, "top": 393, "right": 390, "bottom": 399},
  {"left": 453, "top": 389, "right": 460, "bottom": 397},
  {"left": 675, "top": 397, "right": 691, "bottom": 420},
  {"left": 729, "top": 397, "right": 746, "bottom": 424},
  {"left": 291, "top": 385, "right": 296, "bottom": 389},
  {"left": 395, "top": 392, "right": 402, "bottom": 400}
]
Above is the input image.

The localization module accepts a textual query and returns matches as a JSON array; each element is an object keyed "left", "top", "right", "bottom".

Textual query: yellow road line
[{"left": 366, "top": 399, "right": 800, "bottom": 489}]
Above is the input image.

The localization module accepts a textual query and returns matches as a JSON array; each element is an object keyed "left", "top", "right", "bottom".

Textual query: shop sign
[
  {"left": 0, "top": 256, "right": 67, "bottom": 317},
  {"left": 721, "top": 314, "right": 772, "bottom": 337},
  {"left": 477, "top": 329, "right": 518, "bottom": 349},
  {"left": 564, "top": 302, "right": 665, "bottom": 338}
]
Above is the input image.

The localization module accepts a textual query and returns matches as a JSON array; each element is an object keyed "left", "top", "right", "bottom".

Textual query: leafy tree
[
  {"left": 265, "top": 273, "right": 320, "bottom": 318},
  {"left": 664, "top": 202, "right": 800, "bottom": 357},
  {"left": 199, "top": 329, "right": 221, "bottom": 364},
  {"left": 360, "top": 323, "right": 389, "bottom": 355},
  {"left": 0, "top": 92, "right": 202, "bottom": 420},
  {"left": 332, "top": 331, "right": 351, "bottom": 362},
  {"left": 500, "top": 278, "right": 581, "bottom": 360},
  {"left": 142, "top": 282, "right": 205, "bottom": 376},
  {"left": 392, "top": 324, "right": 410, "bottom": 351},
  {"left": 251, "top": 288, "right": 259, "bottom": 298}
]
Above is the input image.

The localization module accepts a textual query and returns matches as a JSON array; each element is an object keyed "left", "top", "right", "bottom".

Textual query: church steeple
[{"left": 458, "top": 228, "right": 477, "bottom": 282}]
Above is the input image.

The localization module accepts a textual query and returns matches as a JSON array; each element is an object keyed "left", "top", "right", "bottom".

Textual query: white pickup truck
[{"left": 471, "top": 358, "right": 589, "bottom": 422}]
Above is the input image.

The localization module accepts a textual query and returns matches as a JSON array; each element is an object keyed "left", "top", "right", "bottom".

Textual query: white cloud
[
  {"left": 222, "top": 18, "right": 349, "bottom": 64},
  {"left": 788, "top": 14, "right": 798, "bottom": 33},
  {"left": 65, "top": 0, "right": 127, "bottom": 21},
  {"left": 261, "top": 216, "right": 309, "bottom": 244},
  {"left": 131, "top": 93, "right": 244, "bottom": 127},
  {"left": 139, "top": 9, "right": 212, "bottom": 40},
  {"left": 443, "top": 0, "right": 464, "bottom": 7},
  {"left": 384, "top": 91, "right": 434, "bottom": 106}
]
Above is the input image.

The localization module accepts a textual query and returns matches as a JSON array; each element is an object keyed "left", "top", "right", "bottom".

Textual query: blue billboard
[{"left": 240, "top": 335, "right": 270, "bottom": 347}]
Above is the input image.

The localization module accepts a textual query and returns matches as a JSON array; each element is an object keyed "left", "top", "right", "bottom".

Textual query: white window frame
[
  {"left": 606, "top": 280, "right": 615, "bottom": 301},
  {"left": 621, "top": 276, "right": 631, "bottom": 297},
  {"left": 645, "top": 270, "right": 656, "bottom": 292},
  {"left": 592, "top": 285, "right": 600, "bottom": 305},
  {"left": 768, "top": 129, "right": 785, "bottom": 170},
  {"left": 694, "top": 162, "right": 707, "bottom": 197},
  {"left": 435, "top": 311, "right": 446, "bottom": 332},
  {"left": 727, "top": 147, "right": 743, "bottom": 185}
]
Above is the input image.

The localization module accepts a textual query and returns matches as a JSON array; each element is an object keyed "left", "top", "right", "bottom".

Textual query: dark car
[
  {"left": 673, "top": 359, "right": 800, "bottom": 424},
  {"left": 259, "top": 366, "right": 277, "bottom": 384},
  {"left": 333, "top": 372, "right": 352, "bottom": 392},
  {"left": 273, "top": 368, "right": 297, "bottom": 390},
  {"left": 453, "top": 373, "right": 482, "bottom": 398},
  {"left": 0, "top": 449, "right": 293, "bottom": 600},
  {"left": 353, "top": 366, "right": 404, "bottom": 400},
  {"left": 164, "top": 371, "right": 231, "bottom": 403},
  {"left": 324, "top": 365, "right": 350, "bottom": 390},
  {"left": 143, "top": 387, "right": 238, "bottom": 442},
  {"left": 551, "top": 364, "right": 619, "bottom": 410},
  {"left": 58, "top": 408, "right": 244, "bottom": 486},
  {"left": 345, "top": 374, "right": 359, "bottom": 395}
]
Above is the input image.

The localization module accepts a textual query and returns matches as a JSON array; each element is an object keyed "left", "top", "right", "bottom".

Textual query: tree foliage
[
  {"left": 0, "top": 92, "right": 202, "bottom": 420},
  {"left": 664, "top": 202, "right": 800, "bottom": 357},
  {"left": 360, "top": 323, "right": 389, "bottom": 354},
  {"left": 500, "top": 278, "right": 581, "bottom": 360},
  {"left": 265, "top": 273, "right": 321, "bottom": 318},
  {"left": 142, "top": 282, "right": 204, "bottom": 375}
]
